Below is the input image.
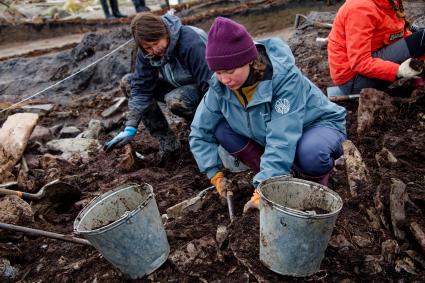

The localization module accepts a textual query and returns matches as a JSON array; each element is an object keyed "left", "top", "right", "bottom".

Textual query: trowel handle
[{"left": 0, "top": 188, "right": 36, "bottom": 200}]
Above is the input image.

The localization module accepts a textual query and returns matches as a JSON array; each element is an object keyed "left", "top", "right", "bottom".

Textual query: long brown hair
[
  {"left": 251, "top": 54, "right": 267, "bottom": 81},
  {"left": 130, "top": 12, "right": 168, "bottom": 43},
  {"left": 388, "top": 0, "right": 405, "bottom": 18}
]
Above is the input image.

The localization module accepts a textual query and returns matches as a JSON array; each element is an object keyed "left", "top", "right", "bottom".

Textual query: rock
[
  {"left": 54, "top": 111, "right": 75, "bottom": 119},
  {"left": 329, "top": 234, "right": 352, "bottom": 248},
  {"left": 40, "top": 153, "right": 69, "bottom": 170},
  {"left": 101, "top": 97, "right": 127, "bottom": 118},
  {"left": 353, "top": 235, "right": 372, "bottom": 248},
  {"left": 59, "top": 126, "right": 81, "bottom": 138},
  {"left": 361, "top": 255, "right": 383, "bottom": 275},
  {"left": 0, "top": 195, "right": 34, "bottom": 225},
  {"left": 216, "top": 225, "right": 228, "bottom": 249},
  {"left": 24, "top": 154, "right": 41, "bottom": 169},
  {"left": 46, "top": 138, "right": 101, "bottom": 161},
  {"left": 29, "top": 125, "right": 52, "bottom": 143},
  {"left": 405, "top": 250, "right": 425, "bottom": 268},
  {"left": 342, "top": 140, "right": 371, "bottom": 197},
  {"left": 0, "top": 113, "right": 39, "bottom": 183},
  {"left": 48, "top": 124, "right": 63, "bottom": 136},
  {"left": 395, "top": 257, "right": 417, "bottom": 274},
  {"left": 381, "top": 239, "right": 399, "bottom": 263},
  {"left": 78, "top": 119, "right": 102, "bottom": 139},
  {"left": 390, "top": 178, "right": 407, "bottom": 240},
  {"left": 20, "top": 104, "right": 54, "bottom": 115},
  {"left": 118, "top": 145, "right": 136, "bottom": 172},
  {"left": 375, "top": 147, "right": 398, "bottom": 168},
  {"left": 0, "top": 258, "right": 17, "bottom": 281}
]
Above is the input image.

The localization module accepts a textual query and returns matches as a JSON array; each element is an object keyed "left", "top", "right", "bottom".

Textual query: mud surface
[{"left": 1, "top": 1, "right": 425, "bottom": 282}]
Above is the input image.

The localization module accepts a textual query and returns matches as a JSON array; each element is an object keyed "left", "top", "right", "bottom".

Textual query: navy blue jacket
[{"left": 126, "top": 14, "right": 212, "bottom": 127}]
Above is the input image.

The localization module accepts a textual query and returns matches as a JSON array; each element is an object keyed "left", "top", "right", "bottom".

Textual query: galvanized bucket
[
  {"left": 73, "top": 183, "right": 169, "bottom": 279},
  {"left": 258, "top": 176, "right": 343, "bottom": 277},
  {"left": 218, "top": 145, "right": 249, "bottom": 172}
]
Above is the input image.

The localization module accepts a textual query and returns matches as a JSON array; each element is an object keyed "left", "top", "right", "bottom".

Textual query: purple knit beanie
[{"left": 206, "top": 17, "right": 258, "bottom": 71}]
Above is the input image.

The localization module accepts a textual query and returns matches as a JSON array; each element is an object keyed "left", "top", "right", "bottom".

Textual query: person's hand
[
  {"left": 243, "top": 191, "right": 260, "bottom": 213},
  {"left": 397, "top": 58, "right": 422, "bottom": 79},
  {"left": 211, "top": 172, "right": 233, "bottom": 198},
  {"left": 103, "top": 126, "right": 137, "bottom": 152}
]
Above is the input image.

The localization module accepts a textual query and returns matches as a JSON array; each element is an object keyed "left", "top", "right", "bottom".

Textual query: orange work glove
[
  {"left": 211, "top": 171, "right": 232, "bottom": 198},
  {"left": 243, "top": 191, "right": 260, "bottom": 213}
]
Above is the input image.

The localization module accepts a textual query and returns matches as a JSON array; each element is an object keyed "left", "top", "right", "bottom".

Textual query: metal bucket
[
  {"left": 73, "top": 183, "right": 169, "bottom": 279},
  {"left": 218, "top": 145, "right": 249, "bottom": 172},
  {"left": 258, "top": 176, "right": 343, "bottom": 277}
]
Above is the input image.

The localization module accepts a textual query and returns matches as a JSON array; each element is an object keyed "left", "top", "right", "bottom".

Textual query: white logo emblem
[{"left": 275, "top": 98, "right": 290, "bottom": 114}]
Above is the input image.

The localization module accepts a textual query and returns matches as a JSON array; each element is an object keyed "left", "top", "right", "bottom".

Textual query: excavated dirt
[{"left": 1, "top": 1, "right": 425, "bottom": 282}]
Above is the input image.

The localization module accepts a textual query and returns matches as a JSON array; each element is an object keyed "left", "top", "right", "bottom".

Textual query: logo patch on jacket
[
  {"left": 275, "top": 98, "right": 290, "bottom": 114},
  {"left": 389, "top": 31, "right": 403, "bottom": 41}
]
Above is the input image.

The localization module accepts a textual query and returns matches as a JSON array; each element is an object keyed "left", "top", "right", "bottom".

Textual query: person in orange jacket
[{"left": 328, "top": 0, "right": 425, "bottom": 95}]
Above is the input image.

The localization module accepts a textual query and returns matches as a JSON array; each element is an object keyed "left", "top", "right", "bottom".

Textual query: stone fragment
[
  {"left": 0, "top": 258, "right": 17, "bottom": 281},
  {"left": 361, "top": 255, "right": 383, "bottom": 275},
  {"left": 29, "top": 125, "right": 52, "bottom": 143},
  {"left": 0, "top": 113, "right": 39, "bottom": 183},
  {"left": 0, "top": 195, "right": 34, "bottom": 225},
  {"left": 46, "top": 138, "right": 101, "bottom": 161},
  {"left": 381, "top": 239, "right": 399, "bottom": 263},
  {"left": 20, "top": 104, "right": 54, "bottom": 115},
  {"left": 329, "top": 234, "right": 352, "bottom": 248},
  {"left": 375, "top": 147, "right": 398, "bottom": 168},
  {"left": 216, "top": 225, "right": 228, "bottom": 249},
  {"left": 59, "top": 126, "right": 81, "bottom": 138},
  {"left": 395, "top": 257, "right": 417, "bottom": 274},
  {"left": 353, "top": 235, "right": 372, "bottom": 248},
  {"left": 78, "top": 119, "right": 102, "bottom": 139}
]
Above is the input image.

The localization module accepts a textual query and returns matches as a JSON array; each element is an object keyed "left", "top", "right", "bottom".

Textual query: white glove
[{"left": 397, "top": 58, "right": 422, "bottom": 79}]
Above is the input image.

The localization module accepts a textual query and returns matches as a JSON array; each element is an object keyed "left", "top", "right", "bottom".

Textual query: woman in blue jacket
[{"left": 189, "top": 17, "right": 347, "bottom": 212}]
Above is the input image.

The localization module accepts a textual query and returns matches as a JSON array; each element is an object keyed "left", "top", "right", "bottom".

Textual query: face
[
  {"left": 139, "top": 37, "right": 169, "bottom": 57},
  {"left": 215, "top": 63, "right": 250, "bottom": 90}
]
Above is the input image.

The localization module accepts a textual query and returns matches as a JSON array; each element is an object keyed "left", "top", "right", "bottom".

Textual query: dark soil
[{"left": 1, "top": 1, "right": 425, "bottom": 282}]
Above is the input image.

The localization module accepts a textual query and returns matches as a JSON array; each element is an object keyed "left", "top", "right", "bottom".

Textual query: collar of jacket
[
  {"left": 160, "top": 13, "right": 182, "bottom": 63},
  {"left": 209, "top": 43, "right": 274, "bottom": 109}
]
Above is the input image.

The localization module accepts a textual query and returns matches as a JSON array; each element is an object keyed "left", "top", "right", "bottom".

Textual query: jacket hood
[
  {"left": 161, "top": 13, "right": 182, "bottom": 62},
  {"left": 371, "top": 0, "right": 397, "bottom": 10}
]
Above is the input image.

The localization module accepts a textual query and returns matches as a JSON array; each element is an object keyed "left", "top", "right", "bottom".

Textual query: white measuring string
[{"left": 0, "top": 38, "right": 133, "bottom": 115}]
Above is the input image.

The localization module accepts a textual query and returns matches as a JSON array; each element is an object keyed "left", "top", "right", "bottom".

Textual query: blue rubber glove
[{"left": 103, "top": 126, "right": 137, "bottom": 152}]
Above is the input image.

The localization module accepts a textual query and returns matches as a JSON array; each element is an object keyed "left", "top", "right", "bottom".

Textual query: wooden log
[
  {"left": 390, "top": 178, "right": 407, "bottom": 240},
  {"left": 410, "top": 222, "right": 425, "bottom": 252},
  {"left": 342, "top": 140, "right": 371, "bottom": 197}
]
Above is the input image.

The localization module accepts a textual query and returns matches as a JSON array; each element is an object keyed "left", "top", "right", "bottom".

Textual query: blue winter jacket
[
  {"left": 189, "top": 38, "right": 347, "bottom": 187},
  {"left": 126, "top": 14, "right": 212, "bottom": 127}
]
